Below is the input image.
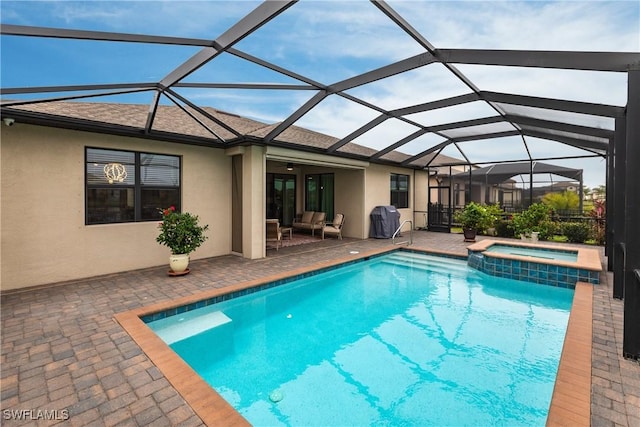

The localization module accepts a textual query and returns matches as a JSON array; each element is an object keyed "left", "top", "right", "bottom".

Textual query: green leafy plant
[
  {"left": 156, "top": 206, "right": 209, "bottom": 255},
  {"left": 511, "top": 203, "right": 557, "bottom": 241},
  {"left": 494, "top": 219, "right": 515, "bottom": 238},
  {"left": 483, "top": 203, "right": 503, "bottom": 233},
  {"left": 454, "top": 202, "right": 493, "bottom": 232},
  {"left": 562, "top": 221, "right": 591, "bottom": 243},
  {"left": 541, "top": 190, "right": 580, "bottom": 211}
]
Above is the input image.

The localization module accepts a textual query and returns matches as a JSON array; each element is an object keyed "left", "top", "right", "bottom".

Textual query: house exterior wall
[
  {"left": 264, "top": 147, "right": 370, "bottom": 240},
  {"left": 1, "top": 124, "right": 231, "bottom": 291},
  {"left": 274, "top": 163, "right": 366, "bottom": 240},
  {"left": 364, "top": 164, "right": 415, "bottom": 236},
  {"left": 333, "top": 168, "right": 366, "bottom": 239},
  {"left": 1, "top": 125, "right": 432, "bottom": 291},
  {"left": 414, "top": 170, "right": 430, "bottom": 229},
  {"left": 243, "top": 146, "right": 266, "bottom": 259}
]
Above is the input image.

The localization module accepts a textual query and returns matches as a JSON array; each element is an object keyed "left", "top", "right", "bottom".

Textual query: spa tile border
[{"left": 467, "top": 239, "right": 601, "bottom": 288}]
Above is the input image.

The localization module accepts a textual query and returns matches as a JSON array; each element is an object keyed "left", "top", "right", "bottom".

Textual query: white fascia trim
[{"left": 265, "top": 146, "right": 369, "bottom": 170}]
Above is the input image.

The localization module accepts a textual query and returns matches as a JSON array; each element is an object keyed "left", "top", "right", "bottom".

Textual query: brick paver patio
[{"left": 1, "top": 231, "right": 638, "bottom": 426}]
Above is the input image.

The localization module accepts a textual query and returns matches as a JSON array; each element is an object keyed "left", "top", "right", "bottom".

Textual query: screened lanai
[
  {"left": 453, "top": 161, "right": 583, "bottom": 207},
  {"left": 1, "top": 1, "right": 639, "bottom": 357}
]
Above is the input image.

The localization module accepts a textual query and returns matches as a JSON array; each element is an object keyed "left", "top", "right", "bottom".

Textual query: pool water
[
  {"left": 485, "top": 244, "right": 578, "bottom": 262},
  {"left": 149, "top": 251, "right": 574, "bottom": 426}
]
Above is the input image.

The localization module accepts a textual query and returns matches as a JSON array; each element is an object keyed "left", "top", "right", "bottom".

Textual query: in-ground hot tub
[{"left": 467, "top": 239, "right": 601, "bottom": 288}]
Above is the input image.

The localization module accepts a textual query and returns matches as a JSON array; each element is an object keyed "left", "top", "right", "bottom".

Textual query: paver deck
[{"left": 1, "top": 231, "right": 638, "bottom": 426}]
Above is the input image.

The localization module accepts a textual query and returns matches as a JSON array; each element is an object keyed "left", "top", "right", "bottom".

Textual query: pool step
[
  {"left": 381, "top": 253, "right": 470, "bottom": 276},
  {"left": 388, "top": 251, "right": 466, "bottom": 265},
  {"left": 385, "top": 252, "right": 467, "bottom": 268},
  {"left": 155, "top": 310, "right": 232, "bottom": 345}
]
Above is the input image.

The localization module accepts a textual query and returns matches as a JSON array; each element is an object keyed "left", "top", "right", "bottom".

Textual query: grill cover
[{"left": 369, "top": 205, "right": 401, "bottom": 238}]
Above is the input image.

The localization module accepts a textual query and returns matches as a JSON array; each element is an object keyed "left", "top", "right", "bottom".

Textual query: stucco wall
[
  {"left": 243, "top": 146, "right": 266, "bottom": 259},
  {"left": 413, "top": 170, "right": 430, "bottom": 229},
  {"left": 1, "top": 125, "right": 231, "bottom": 291},
  {"left": 364, "top": 164, "right": 415, "bottom": 236},
  {"left": 333, "top": 168, "right": 366, "bottom": 239},
  {"left": 288, "top": 164, "right": 366, "bottom": 239}
]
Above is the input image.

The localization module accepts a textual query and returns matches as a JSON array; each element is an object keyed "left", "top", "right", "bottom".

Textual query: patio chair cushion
[
  {"left": 300, "top": 211, "right": 314, "bottom": 224},
  {"left": 292, "top": 211, "right": 326, "bottom": 236},
  {"left": 311, "top": 211, "right": 326, "bottom": 225},
  {"left": 322, "top": 213, "right": 345, "bottom": 240}
]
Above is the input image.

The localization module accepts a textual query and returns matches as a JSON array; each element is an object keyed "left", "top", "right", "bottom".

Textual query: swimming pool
[{"left": 148, "top": 251, "right": 573, "bottom": 426}]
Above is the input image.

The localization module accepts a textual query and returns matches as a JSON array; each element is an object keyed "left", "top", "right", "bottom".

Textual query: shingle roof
[
  {"left": 5, "top": 100, "right": 460, "bottom": 167},
  {"left": 6, "top": 101, "right": 268, "bottom": 142}
]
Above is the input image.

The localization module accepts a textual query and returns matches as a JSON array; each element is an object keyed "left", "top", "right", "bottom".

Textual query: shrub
[
  {"left": 454, "top": 202, "right": 491, "bottom": 232},
  {"left": 157, "top": 206, "right": 209, "bottom": 254},
  {"left": 542, "top": 190, "right": 580, "bottom": 210},
  {"left": 511, "top": 203, "right": 558, "bottom": 241},
  {"left": 484, "top": 203, "right": 503, "bottom": 228},
  {"left": 494, "top": 219, "right": 515, "bottom": 238},
  {"left": 537, "top": 220, "right": 559, "bottom": 241},
  {"left": 562, "top": 222, "right": 591, "bottom": 243}
]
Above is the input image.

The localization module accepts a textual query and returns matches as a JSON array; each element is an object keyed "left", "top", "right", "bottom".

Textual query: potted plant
[
  {"left": 454, "top": 202, "right": 490, "bottom": 242},
  {"left": 511, "top": 203, "right": 557, "bottom": 242},
  {"left": 157, "top": 206, "right": 209, "bottom": 275},
  {"left": 483, "top": 203, "right": 503, "bottom": 236}
]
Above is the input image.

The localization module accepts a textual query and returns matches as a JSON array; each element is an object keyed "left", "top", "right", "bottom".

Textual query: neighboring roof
[
  {"left": 1, "top": 1, "right": 637, "bottom": 172},
  {"left": 454, "top": 161, "right": 582, "bottom": 185}
]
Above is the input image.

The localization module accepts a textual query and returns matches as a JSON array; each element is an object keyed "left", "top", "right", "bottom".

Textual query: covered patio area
[{"left": 1, "top": 232, "right": 637, "bottom": 426}]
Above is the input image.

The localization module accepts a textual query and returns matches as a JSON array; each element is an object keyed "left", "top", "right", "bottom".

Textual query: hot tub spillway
[{"left": 468, "top": 252, "right": 484, "bottom": 270}]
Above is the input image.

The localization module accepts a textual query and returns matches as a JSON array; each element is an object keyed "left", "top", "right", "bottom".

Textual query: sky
[{"left": 1, "top": 0, "right": 639, "bottom": 189}]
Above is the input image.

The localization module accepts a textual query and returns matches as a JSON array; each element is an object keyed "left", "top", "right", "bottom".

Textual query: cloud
[{"left": 1, "top": 0, "right": 635, "bottom": 188}]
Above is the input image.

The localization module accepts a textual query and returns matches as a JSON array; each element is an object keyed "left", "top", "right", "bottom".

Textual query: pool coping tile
[{"left": 546, "top": 281, "right": 592, "bottom": 427}]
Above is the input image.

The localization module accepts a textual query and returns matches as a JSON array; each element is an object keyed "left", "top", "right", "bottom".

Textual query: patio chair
[
  {"left": 266, "top": 219, "right": 282, "bottom": 250},
  {"left": 322, "top": 213, "right": 345, "bottom": 240}
]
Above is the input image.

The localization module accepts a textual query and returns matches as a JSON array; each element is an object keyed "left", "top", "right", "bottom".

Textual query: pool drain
[{"left": 269, "top": 389, "right": 284, "bottom": 402}]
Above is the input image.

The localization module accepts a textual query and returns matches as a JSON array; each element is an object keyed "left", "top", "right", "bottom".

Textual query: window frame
[
  {"left": 390, "top": 173, "right": 410, "bottom": 209},
  {"left": 85, "top": 147, "right": 182, "bottom": 225}
]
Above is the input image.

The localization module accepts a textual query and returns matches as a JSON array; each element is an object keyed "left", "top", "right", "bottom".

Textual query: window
[
  {"left": 86, "top": 148, "right": 180, "bottom": 224},
  {"left": 390, "top": 173, "right": 409, "bottom": 208}
]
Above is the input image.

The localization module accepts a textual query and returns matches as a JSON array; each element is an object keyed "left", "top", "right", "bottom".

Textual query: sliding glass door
[
  {"left": 266, "top": 173, "right": 296, "bottom": 226},
  {"left": 305, "top": 173, "right": 334, "bottom": 221}
]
